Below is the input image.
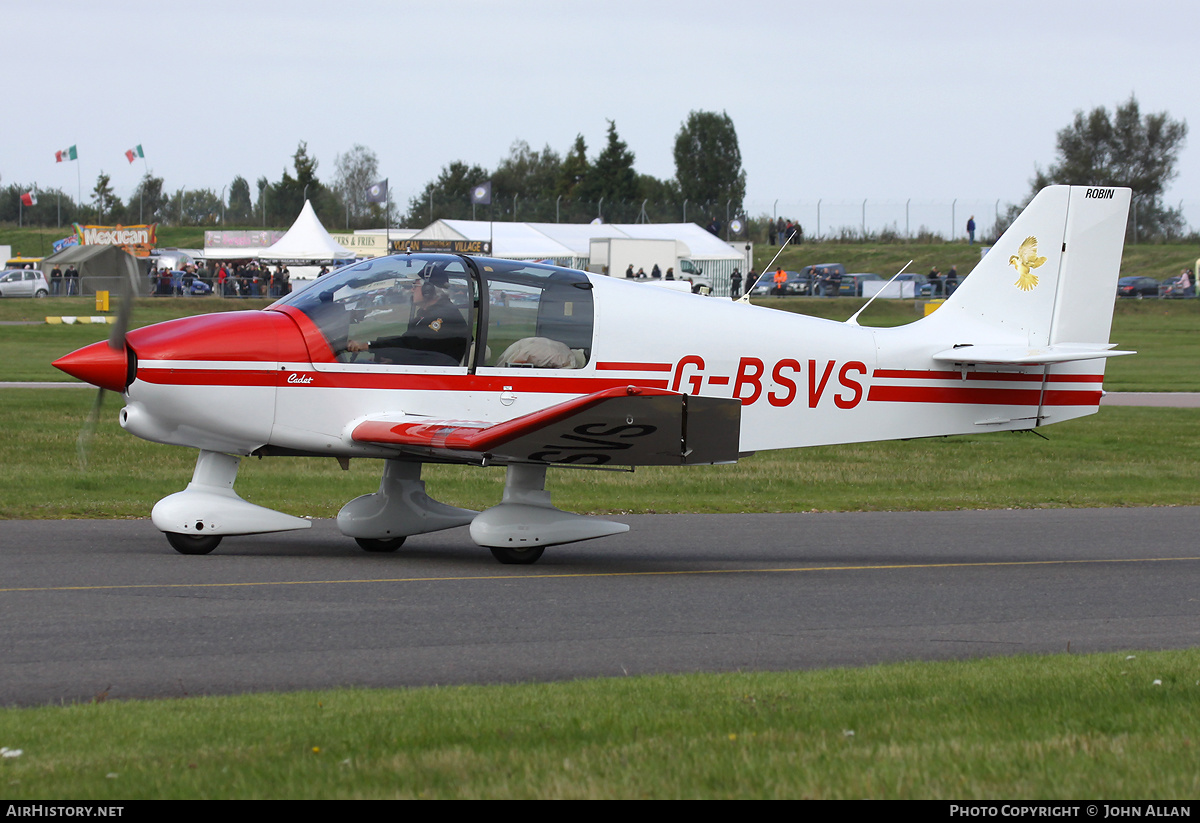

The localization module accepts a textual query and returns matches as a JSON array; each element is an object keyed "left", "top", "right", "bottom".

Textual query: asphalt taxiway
[{"left": 2, "top": 508, "right": 1197, "bottom": 706}]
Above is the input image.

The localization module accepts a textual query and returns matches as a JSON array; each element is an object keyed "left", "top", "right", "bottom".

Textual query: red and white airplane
[{"left": 54, "top": 185, "right": 1132, "bottom": 564}]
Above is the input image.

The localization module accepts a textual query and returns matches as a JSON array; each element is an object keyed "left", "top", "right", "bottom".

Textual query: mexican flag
[
  {"left": 20, "top": 192, "right": 36, "bottom": 207},
  {"left": 55, "top": 145, "right": 78, "bottom": 163},
  {"left": 125, "top": 144, "right": 144, "bottom": 163}
]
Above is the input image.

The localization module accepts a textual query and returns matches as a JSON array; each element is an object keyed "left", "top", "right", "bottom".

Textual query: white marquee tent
[{"left": 257, "top": 200, "right": 356, "bottom": 265}]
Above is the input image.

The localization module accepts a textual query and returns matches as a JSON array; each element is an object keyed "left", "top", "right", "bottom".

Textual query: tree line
[
  {"left": 1, "top": 98, "right": 1190, "bottom": 243},
  {"left": 407, "top": 113, "right": 747, "bottom": 229},
  {"left": 0, "top": 111, "right": 748, "bottom": 236},
  {"left": 0, "top": 141, "right": 392, "bottom": 232}
]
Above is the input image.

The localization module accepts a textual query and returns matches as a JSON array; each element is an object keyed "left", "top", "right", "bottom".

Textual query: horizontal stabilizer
[
  {"left": 931, "top": 343, "right": 1135, "bottom": 366},
  {"left": 352, "top": 385, "right": 742, "bottom": 466}
]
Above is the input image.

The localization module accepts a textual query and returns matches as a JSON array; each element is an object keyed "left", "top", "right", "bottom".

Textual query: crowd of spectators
[
  {"left": 147, "top": 260, "right": 294, "bottom": 298},
  {"left": 768, "top": 217, "right": 802, "bottom": 246}
]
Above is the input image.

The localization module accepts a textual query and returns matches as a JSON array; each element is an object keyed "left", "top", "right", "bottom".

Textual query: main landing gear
[
  {"left": 152, "top": 454, "right": 629, "bottom": 564},
  {"left": 337, "top": 459, "right": 476, "bottom": 551},
  {"left": 354, "top": 536, "right": 407, "bottom": 553},
  {"left": 165, "top": 532, "right": 223, "bottom": 555},
  {"left": 488, "top": 545, "right": 546, "bottom": 565},
  {"left": 469, "top": 463, "right": 628, "bottom": 563}
]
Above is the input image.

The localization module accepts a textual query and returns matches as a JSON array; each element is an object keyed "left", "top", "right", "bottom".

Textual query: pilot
[{"left": 346, "top": 271, "right": 469, "bottom": 366}]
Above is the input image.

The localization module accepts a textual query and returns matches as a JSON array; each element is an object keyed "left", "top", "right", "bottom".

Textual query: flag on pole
[
  {"left": 124, "top": 144, "right": 144, "bottom": 163},
  {"left": 366, "top": 179, "right": 388, "bottom": 204},
  {"left": 20, "top": 192, "right": 37, "bottom": 207},
  {"left": 55, "top": 145, "right": 78, "bottom": 163},
  {"left": 471, "top": 181, "right": 492, "bottom": 205}
]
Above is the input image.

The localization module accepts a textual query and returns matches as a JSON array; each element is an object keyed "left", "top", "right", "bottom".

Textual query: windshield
[{"left": 272, "top": 254, "right": 594, "bottom": 369}]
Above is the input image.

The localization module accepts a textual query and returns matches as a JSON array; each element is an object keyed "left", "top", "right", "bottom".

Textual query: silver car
[{"left": 0, "top": 269, "right": 50, "bottom": 298}]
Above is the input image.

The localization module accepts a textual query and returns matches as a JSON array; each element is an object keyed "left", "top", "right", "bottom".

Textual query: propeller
[{"left": 76, "top": 257, "right": 139, "bottom": 469}]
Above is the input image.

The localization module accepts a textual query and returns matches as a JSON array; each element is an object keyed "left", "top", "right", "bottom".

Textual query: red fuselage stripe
[
  {"left": 873, "top": 369, "right": 1104, "bottom": 383},
  {"left": 868, "top": 385, "right": 1101, "bottom": 406},
  {"left": 136, "top": 367, "right": 670, "bottom": 393},
  {"left": 595, "top": 361, "right": 673, "bottom": 372}
]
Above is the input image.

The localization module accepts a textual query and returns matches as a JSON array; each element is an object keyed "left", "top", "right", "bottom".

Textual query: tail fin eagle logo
[{"left": 1009, "top": 235, "right": 1048, "bottom": 291}]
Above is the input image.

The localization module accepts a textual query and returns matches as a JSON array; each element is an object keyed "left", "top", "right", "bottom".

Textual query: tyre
[
  {"left": 489, "top": 545, "right": 545, "bottom": 565},
  {"left": 165, "top": 532, "right": 222, "bottom": 555},
  {"left": 35, "top": 289, "right": 48, "bottom": 298},
  {"left": 355, "top": 536, "right": 406, "bottom": 553}
]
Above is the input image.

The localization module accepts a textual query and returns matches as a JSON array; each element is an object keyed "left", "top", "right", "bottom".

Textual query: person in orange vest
[{"left": 773, "top": 267, "right": 787, "bottom": 295}]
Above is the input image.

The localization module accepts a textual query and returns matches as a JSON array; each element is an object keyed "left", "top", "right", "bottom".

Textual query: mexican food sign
[{"left": 74, "top": 223, "right": 157, "bottom": 257}]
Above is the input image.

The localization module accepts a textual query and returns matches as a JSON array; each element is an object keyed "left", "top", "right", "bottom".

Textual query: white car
[{"left": 0, "top": 269, "right": 49, "bottom": 298}]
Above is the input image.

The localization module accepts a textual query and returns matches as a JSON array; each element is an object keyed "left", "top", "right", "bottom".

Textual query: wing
[{"left": 352, "top": 386, "right": 742, "bottom": 467}]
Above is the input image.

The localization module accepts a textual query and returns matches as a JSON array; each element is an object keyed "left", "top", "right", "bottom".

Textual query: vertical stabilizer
[{"left": 925, "top": 185, "right": 1130, "bottom": 348}]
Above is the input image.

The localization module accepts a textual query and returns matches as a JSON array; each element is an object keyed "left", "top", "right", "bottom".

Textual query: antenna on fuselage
[{"left": 845, "top": 260, "right": 913, "bottom": 326}]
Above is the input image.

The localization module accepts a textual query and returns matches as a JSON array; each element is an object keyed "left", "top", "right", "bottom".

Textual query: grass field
[
  {"left": 3, "top": 388, "right": 1199, "bottom": 520},
  {"left": 3, "top": 222, "right": 1198, "bottom": 282},
  {"left": 5, "top": 292, "right": 1200, "bottom": 390},
  {"left": 1, "top": 651, "right": 1197, "bottom": 799},
  {"left": 757, "top": 295, "right": 1200, "bottom": 392},
  {"left": 3, "top": 269, "right": 1198, "bottom": 799},
  {"left": 751, "top": 240, "right": 1200, "bottom": 284}
]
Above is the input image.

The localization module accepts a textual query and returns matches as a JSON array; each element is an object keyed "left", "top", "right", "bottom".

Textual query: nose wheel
[{"left": 165, "top": 532, "right": 223, "bottom": 555}]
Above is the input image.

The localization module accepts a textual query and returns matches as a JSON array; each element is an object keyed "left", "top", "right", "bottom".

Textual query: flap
[{"left": 352, "top": 386, "right": 741, "bottom": 466}]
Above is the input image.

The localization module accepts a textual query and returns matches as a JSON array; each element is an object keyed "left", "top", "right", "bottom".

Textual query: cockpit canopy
[{"left": 270, "top": 254, "right": 595, "bottom": 369}]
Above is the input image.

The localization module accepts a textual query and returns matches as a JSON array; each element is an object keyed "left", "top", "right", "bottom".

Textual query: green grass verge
[
  {"left": 0, "top": 650, "right": 1196, "bottom": 799},
  {"left": 6, "top": 292, "right": 1200, "bottom": 390},
  {"left": 752, "top": 296, "right": 1200, "bottom": 392},
  {"left": 0, "top": 298, "right": 273, "bottom": 382},
  {"left": 752, "top": 240, "right": 1200, "bottom": 284},
  {"left": 4, "top": 389, "right": 1198, "bottom": 519},
  {"left": 3, "top": 228, "right": 1195, "bottom": 281}
]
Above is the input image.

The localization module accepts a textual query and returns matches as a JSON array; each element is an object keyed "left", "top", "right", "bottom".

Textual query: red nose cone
[{"left": 53, "top": 341, "right": 131, "bottom": 393}]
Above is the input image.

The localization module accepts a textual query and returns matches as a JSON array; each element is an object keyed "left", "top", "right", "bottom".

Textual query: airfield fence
[{"left": 747, "top": 198, "right": 1200, "bottom": 244}]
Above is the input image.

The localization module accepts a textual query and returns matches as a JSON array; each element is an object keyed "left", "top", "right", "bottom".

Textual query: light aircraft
[{"left": 54, "top": 185, "right": 1133, "bottom": 564}]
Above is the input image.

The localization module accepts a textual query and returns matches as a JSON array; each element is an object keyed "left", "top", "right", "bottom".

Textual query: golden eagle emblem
[{"left": 1009, "top": 236, "right": 1047, "bottom": 291}]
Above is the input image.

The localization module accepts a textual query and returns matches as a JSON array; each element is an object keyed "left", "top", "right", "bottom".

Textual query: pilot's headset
[{"left": 418, "top": 269, "right": 450, "bottom": 300}]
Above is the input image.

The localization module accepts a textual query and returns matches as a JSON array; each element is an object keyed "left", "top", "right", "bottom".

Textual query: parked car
[
  {"left": 894, "top": 273, "right": 934, "bottom": 297},
  {"left": 1116, "top": 276, "right": 1161, "bottom": 298},
  {"left": 802, "top": 263, "right": 847, "bottom": 297},
  {"left": 0, "top": 269, "right": 49, "bottom": 298},
  {"left": 169, "top": 270, "right": 212, "bottom": 296},
  {"left": 751, "top": 270, "right": 811, "bottom": 296},
  {"left": 839, "top": 273, "right": 884, "bottom": 297}
]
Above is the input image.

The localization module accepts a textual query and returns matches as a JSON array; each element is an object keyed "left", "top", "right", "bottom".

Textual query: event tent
[
  {"left": 40, "top": 244, "right": 148, "bottom": 296},
  {"left": 407, "top": 219, "right": 747, "bottom": 271},
  {"left": 257, "top": 201, "right": 355, "bottom": 265}
]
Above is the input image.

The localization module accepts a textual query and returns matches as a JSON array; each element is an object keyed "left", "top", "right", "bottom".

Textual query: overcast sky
[{"left": 5, "top": 0, "right": 1197, "bottom": 229}]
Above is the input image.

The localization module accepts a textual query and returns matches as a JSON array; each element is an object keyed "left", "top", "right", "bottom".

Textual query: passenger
[{"left": 346, "top": 272, "right": 469, "bottom": 365}]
